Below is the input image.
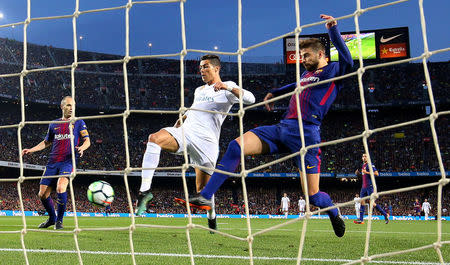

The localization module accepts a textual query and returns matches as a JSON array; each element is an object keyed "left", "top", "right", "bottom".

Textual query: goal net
[{"left": 0, "top": 0, "right": 448, "bottom": 264}]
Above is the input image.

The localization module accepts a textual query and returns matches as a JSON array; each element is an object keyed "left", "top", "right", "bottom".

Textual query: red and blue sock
[
  {"left": 359, "top": 205, "right": 365, "bottom": 222},
  {"left": 309, "top": 191, "right": 339, "bottom": 218},
  {"left": 56, "top": 192, "right": 67, "bottom": 222},
  {"left": 41, "top": 197, "right": 56, "bottom": 222},
  {"left": 375, "top": 204, "right": 387, "bottom": 217},
  {"left": 201, "top": 140, "right": 241, "bottom": 200}
]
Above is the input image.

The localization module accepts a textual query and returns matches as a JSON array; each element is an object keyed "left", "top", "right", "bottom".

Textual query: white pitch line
[{"left": 0, "top": 248, "right": 447, "bottom": 264}]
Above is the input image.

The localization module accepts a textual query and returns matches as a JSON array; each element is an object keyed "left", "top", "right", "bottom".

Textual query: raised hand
[
  {"left": 320, "top": 14, "right": 337, "bottom": 29},
  {"left": 264, "top": 92, "right": 275, "bottom": 111}
]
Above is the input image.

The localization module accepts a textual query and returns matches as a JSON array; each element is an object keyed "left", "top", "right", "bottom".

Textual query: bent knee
[
  {"left": 148, "top": 133, "right": 156, "bottom": 143},
  {"left": 56, "top": 187, "right": 67, "bottom": 193},
  {"left": 38, "top": 192, "right": 47, "bottom": 200},
  {"left": 148, "top": 132, "right": 165, "bottom": 145}
]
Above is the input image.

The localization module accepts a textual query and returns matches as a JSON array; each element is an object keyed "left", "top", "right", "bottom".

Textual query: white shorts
[
  {"left": 282, "top": 207, "right": 289, "bottom": 212},
  {"left": 163, "top": 126, "right": 219, "bottom": 175},
  {"left": 299, "top": 206, "right": 305, "bottom": 212}
]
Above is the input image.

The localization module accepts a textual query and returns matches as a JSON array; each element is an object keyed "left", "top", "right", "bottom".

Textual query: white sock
[
  {"left": 207, "top": 195, "right": 216, "bottom": 220},
  {"left": 139, "top": 142, "right": 161, "bottom": 192}
]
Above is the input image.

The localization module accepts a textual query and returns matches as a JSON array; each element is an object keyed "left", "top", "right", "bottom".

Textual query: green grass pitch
[{"left": 0, "top": 216, "right": 448, "bottom": 264}]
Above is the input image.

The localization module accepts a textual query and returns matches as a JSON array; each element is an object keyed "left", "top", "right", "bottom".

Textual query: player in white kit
[
  {"left": 421, "top": 199, "right": 431, "bottom": 220},
  {"left": 298, "top": 196, "right": 306, "bottom": 216},
  {"left": 136, "top": 54, "right": 255, "bottom": 233},
  {"left": 354, "top": 194, "right": 361, "bottom": 219},
  {"left": 281, "top": 193, "right": 290, "bottom": 218}
]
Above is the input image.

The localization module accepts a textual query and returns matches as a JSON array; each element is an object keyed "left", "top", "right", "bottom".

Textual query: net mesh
[{"left": 0, "top": 0, "right": 448, "bottom": 264}]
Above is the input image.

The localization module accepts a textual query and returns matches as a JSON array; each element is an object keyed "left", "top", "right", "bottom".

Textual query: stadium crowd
[
  {"left": 0, "top": 37, "right": 448, "bottom": 110},
  {"left": 0, "top": 103, "right": 447, "bottom": 174},
  {"left": 0, "top": 179, "right": 448, "bottom": 217}
]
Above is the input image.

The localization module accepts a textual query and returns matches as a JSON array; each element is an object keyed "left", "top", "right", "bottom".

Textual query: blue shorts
[
  {"left": 250, "top": 119, "right": 321, "bottom": 174},
  {"left": 360, "top": 186, "right": 374, "bottom": 198},
  {"left": 40, "top": 161, "right": 73, "bottom": 187}
]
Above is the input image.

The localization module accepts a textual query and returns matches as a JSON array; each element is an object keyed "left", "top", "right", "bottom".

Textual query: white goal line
[{"left": 0, "top": 248, "right": 446, "bottom": 265}]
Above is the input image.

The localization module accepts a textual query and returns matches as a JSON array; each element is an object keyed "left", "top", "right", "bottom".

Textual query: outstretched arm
[
  {"left": 269, "top": 82, "right": 296, "bottom": 97},
  {"left": 264, "top": 82, "right": 297, "bottom": 111},
  {"left": 321, "top": 14, "right": 353, "bottom": 74},
  {"left": 214, "top": 81, "right": 255, "bottom": 105},
  {"left": 76, "top": 137, "right": 91, "bottom": 157},
  {"left": 22, "top": 140, "right": 51, "bottom": 156}
]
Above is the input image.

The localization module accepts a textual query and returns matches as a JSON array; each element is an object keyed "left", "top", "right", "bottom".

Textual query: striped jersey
[
  {"left": 45, "top": 119, "right": 89, "bottom": 164},
  {"left": 270, "top": 26, "right": 353, "bottom": 125},
  {"left": 362, "top": 163, "right": 377, "bottom": 188}
]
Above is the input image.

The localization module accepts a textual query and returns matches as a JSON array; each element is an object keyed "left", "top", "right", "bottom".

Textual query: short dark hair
[
  {"left": 299, "top": 38, "right": 325, "bottom": 53},
  {"left": 200, "top": 54, "right": 221, "bottom": 67}
]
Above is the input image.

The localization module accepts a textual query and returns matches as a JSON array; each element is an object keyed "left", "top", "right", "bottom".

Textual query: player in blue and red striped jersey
[
  {"left": 22, "top": 96, "right": 90, "bottom": 230},
  {"left": 413, "top": 198, "right": 421, "bottom": 216},
  {"left": 354, "top": 153, "right": 389, "bottom": 224},
  {"left": 185, "top": 14, "right": 353, "bottom": 237}
]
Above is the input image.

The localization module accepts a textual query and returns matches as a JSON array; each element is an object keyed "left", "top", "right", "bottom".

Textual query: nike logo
[
  {"left": 306, "top": 165, "right": 315, "bottom": 169},
  {"left": 380, "top": 34, "right": 403, "bottom": 43}
]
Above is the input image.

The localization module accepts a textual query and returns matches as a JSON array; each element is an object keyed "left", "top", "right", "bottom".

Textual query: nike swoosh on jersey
[
  {"left": 306, "top": 165, "right": 315, "bottom": 169},
  {"left": 380, "top": 34, "right": 403, "bottom": 43}
]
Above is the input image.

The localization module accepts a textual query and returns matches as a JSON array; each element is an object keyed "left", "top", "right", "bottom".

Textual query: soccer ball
[{"left": 87, "top": 181, "right": 114, "bottom": 207}]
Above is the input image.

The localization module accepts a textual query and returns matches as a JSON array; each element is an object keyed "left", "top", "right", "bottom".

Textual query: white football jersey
[
  {"left": 422, "top": 202, "right": 431, "bottom": 212},
  {"left": 281, "top": 197, "right": 290, "bottom": 208},
  {"left": 183, "top": 81, "right": 241, "bottom": 143},
  {"left": 354, "top": 197, "right": 361, "bottom": 207},
  {"left": 298, "top": 199, "right": 306, "bottom": 208}
]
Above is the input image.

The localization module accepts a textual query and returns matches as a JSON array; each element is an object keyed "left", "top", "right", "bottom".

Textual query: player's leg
[
  {"left": 294, "top": 123, "right": 344, "bottom": 237},
  {"left": 373, "top": 201, "right": 389, "bottom": 224},
  {"left": 355, "top": 205, "right": 360, "bottom": 219},
  {"left": 54, "top": 173, "right": 70, "bottom": 229},
  {"left": 38, "top": 165, "right": 58, "bottom": 228},
  {"left": 141, "top": 129, "right": 178, "bottom": 191},
  {"left": 300, "top": 170, "right": 344, "bottom": 237},
  {"left": 53, "top": 162, "right": 72, "bottom": 229},
  {"left": 300, "top": 169, "right": 339, "bottom": 219},
  {"left": 194, "top": 168, "right": 217, "bottom": 232},
  {"left": 356, "top": 190, "right": 367, "bottom": 223},
  {"left": 137, "top": 128, "right": 179, "bottom": 215},
  {"left": 38, "top": 184, "right": 56, "bottom": 228},
  {"left": 198, "top": 130, "right": 271, "bottom": 201},
  {"left": 195, "top": 168, "right": 210, "bottom": 193}
]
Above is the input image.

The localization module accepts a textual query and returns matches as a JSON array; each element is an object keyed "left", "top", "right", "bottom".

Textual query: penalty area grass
[{"left": 0, "top": 216, "right": 448, "bottom": 265}]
